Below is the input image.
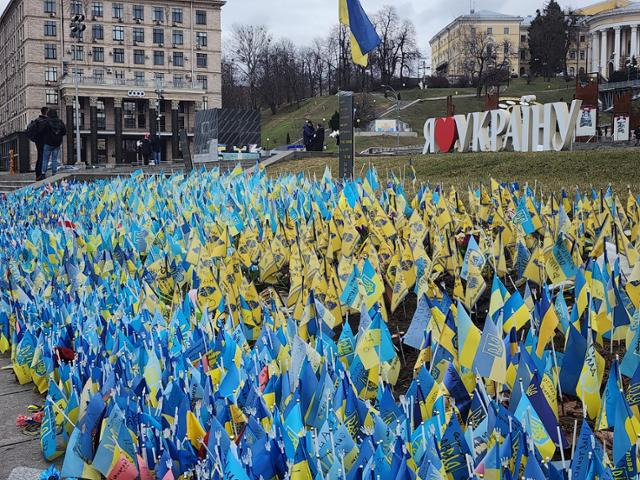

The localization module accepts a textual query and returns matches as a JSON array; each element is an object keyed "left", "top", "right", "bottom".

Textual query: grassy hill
[
  {"left": 267, "top": 148, "right": 640, "bottom": 194},
  {"left": 261, "top": 78, "right": 577, "bottom": 149}
]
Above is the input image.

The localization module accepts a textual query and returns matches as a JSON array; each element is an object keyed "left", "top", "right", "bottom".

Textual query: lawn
[{"left": 267, "top": 148, "right": 640, "bottom": 195}]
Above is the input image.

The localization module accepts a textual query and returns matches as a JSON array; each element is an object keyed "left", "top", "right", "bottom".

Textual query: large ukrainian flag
[{"left": 339, "top": 0, "right": 381, "bottom": 66}]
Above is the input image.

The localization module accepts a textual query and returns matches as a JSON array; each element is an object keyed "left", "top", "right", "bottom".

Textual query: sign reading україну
[{"left": 423, "top": 99, "right": 583, "bottom": 154}]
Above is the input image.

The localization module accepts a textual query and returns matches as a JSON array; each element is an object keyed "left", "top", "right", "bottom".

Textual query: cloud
[{"left": 221, "top": 0, "right": 583, "bottom": 57}]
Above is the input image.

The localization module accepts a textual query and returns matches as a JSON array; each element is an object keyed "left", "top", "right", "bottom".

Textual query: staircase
[{"left": 0, "top": 176, "right": 36, "bottom": 195}]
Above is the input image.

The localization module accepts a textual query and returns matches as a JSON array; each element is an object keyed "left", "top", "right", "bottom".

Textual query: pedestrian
[
  {"left": 141, "top": 133, "right": 152, "bottom": 165},
  {"left": 313, "top": 123, "right": 325, "bottom": 151},
  {"left": 41, "top": 109, "right": 66, "bottom": 178},
  {"left": 136, "top": 139, "right": 143, "bottom": 164},
  {"left": 634, "top": 126, "right": 640, "bottom": 146},
  {"left": 26, "top": 107, "right": 49, "bottom": 180},
  {"left": 150, "top": 134, "right": 162, "bottom": 165},
  {"left": 303, "top": 120, "right": 315, "bottom": 151}
]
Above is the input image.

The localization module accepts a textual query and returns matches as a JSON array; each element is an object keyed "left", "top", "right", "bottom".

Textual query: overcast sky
[
  {"left": 221, "top": 0, "right": 584, "bottom": 56},
  {"left": 0, "top": 0, "right": 584, "bottom": 56}
]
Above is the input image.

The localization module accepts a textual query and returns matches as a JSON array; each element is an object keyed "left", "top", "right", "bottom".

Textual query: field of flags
[{"left": 2, "top": 164, "right": 640, "bottom": 479}]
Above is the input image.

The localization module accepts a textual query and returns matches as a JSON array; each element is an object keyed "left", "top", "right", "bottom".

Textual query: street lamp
[
  {"left": 70, "top": 14, "right": 86, "bottom": 167},
  {"left": 154, "top": 77, "right": 165, "bottom": 163},
  {"left": 381, "top": 84, "right": 400, "bottom": 148}
]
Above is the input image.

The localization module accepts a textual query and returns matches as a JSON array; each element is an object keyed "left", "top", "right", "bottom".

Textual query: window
[
  {"left": 196, "top": 32, "right": 207, "bottom": 47},
  {"left": 580, "top": 50, "right": 585, "bottom": 60},
  {"left": 569, "top": 49, "right": 576, "bottom": 60},
  {"left": 45, "top": 89, "right": 58, "bottom": 104},
  {"left": 134, "top": 49, "right": 145, "bottom": 64},
  {"left": 113, "top": 48, "right": 124, "bottom": 63},
  {"left": 521, "top": 34, "right": 526, "bottom": 42},
  {"left": 153, "top": 28, "right": 164, "bottom": 44},
  {"left": 486, "top": 27, "right": 492, "bottom": 34},
  {"left": 44, "top": 66, "right": 57, "bottom": 82},
  {"left": 153, "top": 50, "right": 164, "bottom": 65},
  {"left": 94, "top": 69, "right": 105, "bottom": 84},
  {"left": 133, "top": 4, "right": 144, "bottom": 20},
  {"left": 44, "top": 43, "right": 56, "bottom": 59},
  {"left": 172, "top": 8, "right": 182, "bottom": 23},
  {"left": 580, "top": 35, "right": 586, "bottom": 43},
  {"left": 172, "top": 52, "right": 183, "bottom": 66},
  {"left": 44, "top": 20, "right": 56, "bottom": 36},
  {"left": 96, "top": 100, "right": 106, "bottom": 128},
  {"left": 196, "top": 53, "right": 207, "bottom": 68},
  {"left": 92, "top": 47, "right": 104, "bottom": 61},
  {"left": 172, "top": 30, "right": 183, "bottom": 45},
  {"left": 115, "top": 70, "right": 124, "bottom": 84},
  {"left": 154, "top": 72, "right": 164, "bottom": 82},
  {"left": 195, "top": 10, "right": 206, "bottom": 25},
  {"left": 133, "top": 27, "right": 144, "bottom": 43},
  {"left": 173, "top": 74, "right": 184, "bottom": 87},
  {"left": 503, "top": 43, "right": 509, "bottom": 55},
  {"left": 44, "top": 0, "right": 55, "bottom": 13},
  {"left": 112, "top": 3, "right": 123, "bottom": 18},
  {"left": 124, "top": 101, "right": 136, "bottom": 128},
  {"left": 113, "top": 26, "right": 124, "bottom": 41},
  {"left": 503, "top": 27, "right": 509, "bottom": 34},
  {"left": 196, "top": 74, "right": 207, "bottom": 89},
  {"left": 92, "top": 24, "right": 103, "bottom": 40},
  {"left": 72, "top": 45, "right": 84, "bottom": 61},
  {"left": 92, "top": 1, "right": 103, "bottom": 17},
  {"left": 520, "top": 49, "right": 526, "bottom": 61},
  {"left": 70, "top": 1, "right": 82, "bottom": 15},
  {"left": 134, "top": 71, "right": 144, "bottom": 85},
  {"left": 153, "top": 7, "right": 163, "bottom": 22}
]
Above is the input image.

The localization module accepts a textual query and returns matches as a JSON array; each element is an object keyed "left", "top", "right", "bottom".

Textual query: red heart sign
[{"left": 435, "top": 117, "right": 458, "bottom": 153}]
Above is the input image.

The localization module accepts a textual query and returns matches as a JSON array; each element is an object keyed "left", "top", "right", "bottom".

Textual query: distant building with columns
[
  {"left": 0, "top": 0, "right": 224, "bottom": 172},
  {"left": 581, "top": 1, "right": 640, "bottom": 78}
]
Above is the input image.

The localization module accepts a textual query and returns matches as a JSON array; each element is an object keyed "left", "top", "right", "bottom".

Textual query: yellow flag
[{"left": 577, "top": 332, "right": 605, "bottom": 420}]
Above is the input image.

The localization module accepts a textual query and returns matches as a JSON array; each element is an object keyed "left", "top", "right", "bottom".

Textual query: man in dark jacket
[
  {"left": 141, "top": 134, "right": 152, "bottom": 165},
  {"left": 313, "top": 123, "right": 325, "bottom": 151},
  {"left": 303, "top": 120, "right": 315, "bottom": 151},
  {"left": 26, "top": 107, "right": 49, "bottom": 180},
  {"left": 150, "top": 134, "right": 162, "bottom": 165},
  {"left": 41, "top": 109, "right": 66, "bottom": 177}
]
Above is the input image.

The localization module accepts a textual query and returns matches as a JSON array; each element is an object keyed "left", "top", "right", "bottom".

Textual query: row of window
[
  {"left": 45, "top": 43, "right": 207, "bottom": 66},
  {"left": 72, "top": 24, "right": 207, "bottom": 48},
  {"left": 44, "top": 73, "right": 208, "bottom": 105},
  {"left": 49, "top": 0, "right": 207, "bottom": 25}
]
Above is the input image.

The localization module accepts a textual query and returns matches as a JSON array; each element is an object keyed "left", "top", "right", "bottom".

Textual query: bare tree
[
  {"left": 373, "top": 6, "right": 419, "bottom": 85},
  {"left": 229, "top": 24, "right": 272, "bottom": 109},
  {"left": 459, "top": 26, "right": 514, "bottom": 96}
]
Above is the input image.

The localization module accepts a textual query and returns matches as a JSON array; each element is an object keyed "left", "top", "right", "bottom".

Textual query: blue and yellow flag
[{"left": 338, "top": 0, "right": 381, "bottom": 67}]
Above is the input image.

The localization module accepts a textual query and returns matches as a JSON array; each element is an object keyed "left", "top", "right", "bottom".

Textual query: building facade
[
  {"left": 430, "top": 10, "right": 523, "bottom": 78},
  {"left": 0, "top": 0, "right": 224, "bottom": 171},
  {"left": 583, "top": 1, "right": 640, "bottom": 78},
  {"left": 430, "top": 1, "right": 637, "bottom": 83}
]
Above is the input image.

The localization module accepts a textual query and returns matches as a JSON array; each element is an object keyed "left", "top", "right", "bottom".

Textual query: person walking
[
  {"left": 303, "top": 120, "right": 315, "bottom": 151},
  {"left": 141, "top": 134, "right": 152, "bottom": 165},
  {"left": 136, "top": 139, "right": 143, "bottom": 165},
  {"left": 26, "top": 107, "right": 49, "bottom": 180},
  {"left": 150, "top": 134, "right": 162, "bottom": 165},
  {"left": 41, "top": 109, "right": 66, "bottom": 178}
]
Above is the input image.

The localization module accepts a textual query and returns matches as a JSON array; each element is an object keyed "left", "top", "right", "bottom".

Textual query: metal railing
[
  {"left": 600, "top": 79, "right": 640, "bottom": 91},
  {"left": 59, "top": 75, "right": 206, "bottom": 91}
]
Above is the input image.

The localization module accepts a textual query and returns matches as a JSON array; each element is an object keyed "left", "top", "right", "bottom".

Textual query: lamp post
[
  {"left": 70, "top": 14, "right": 86, "bottom": 166},
  {"left": 381, "top": 84, "right": 400, "bottom": 148},
  {"left": 154, "top": 77, "right": 165, "bottom": 162}
]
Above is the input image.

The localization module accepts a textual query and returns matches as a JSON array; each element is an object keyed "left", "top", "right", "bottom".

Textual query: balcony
[{"left": 58, "top": 75, "right": 206, "bottom": 93}]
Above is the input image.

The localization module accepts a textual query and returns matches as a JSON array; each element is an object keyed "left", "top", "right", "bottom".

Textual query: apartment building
[
  {"left": 430, "top": 10, "right": 524, "bottom": 79},
  {"left": 0, "top": 0, "right": 224, "bottom": 171}
]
